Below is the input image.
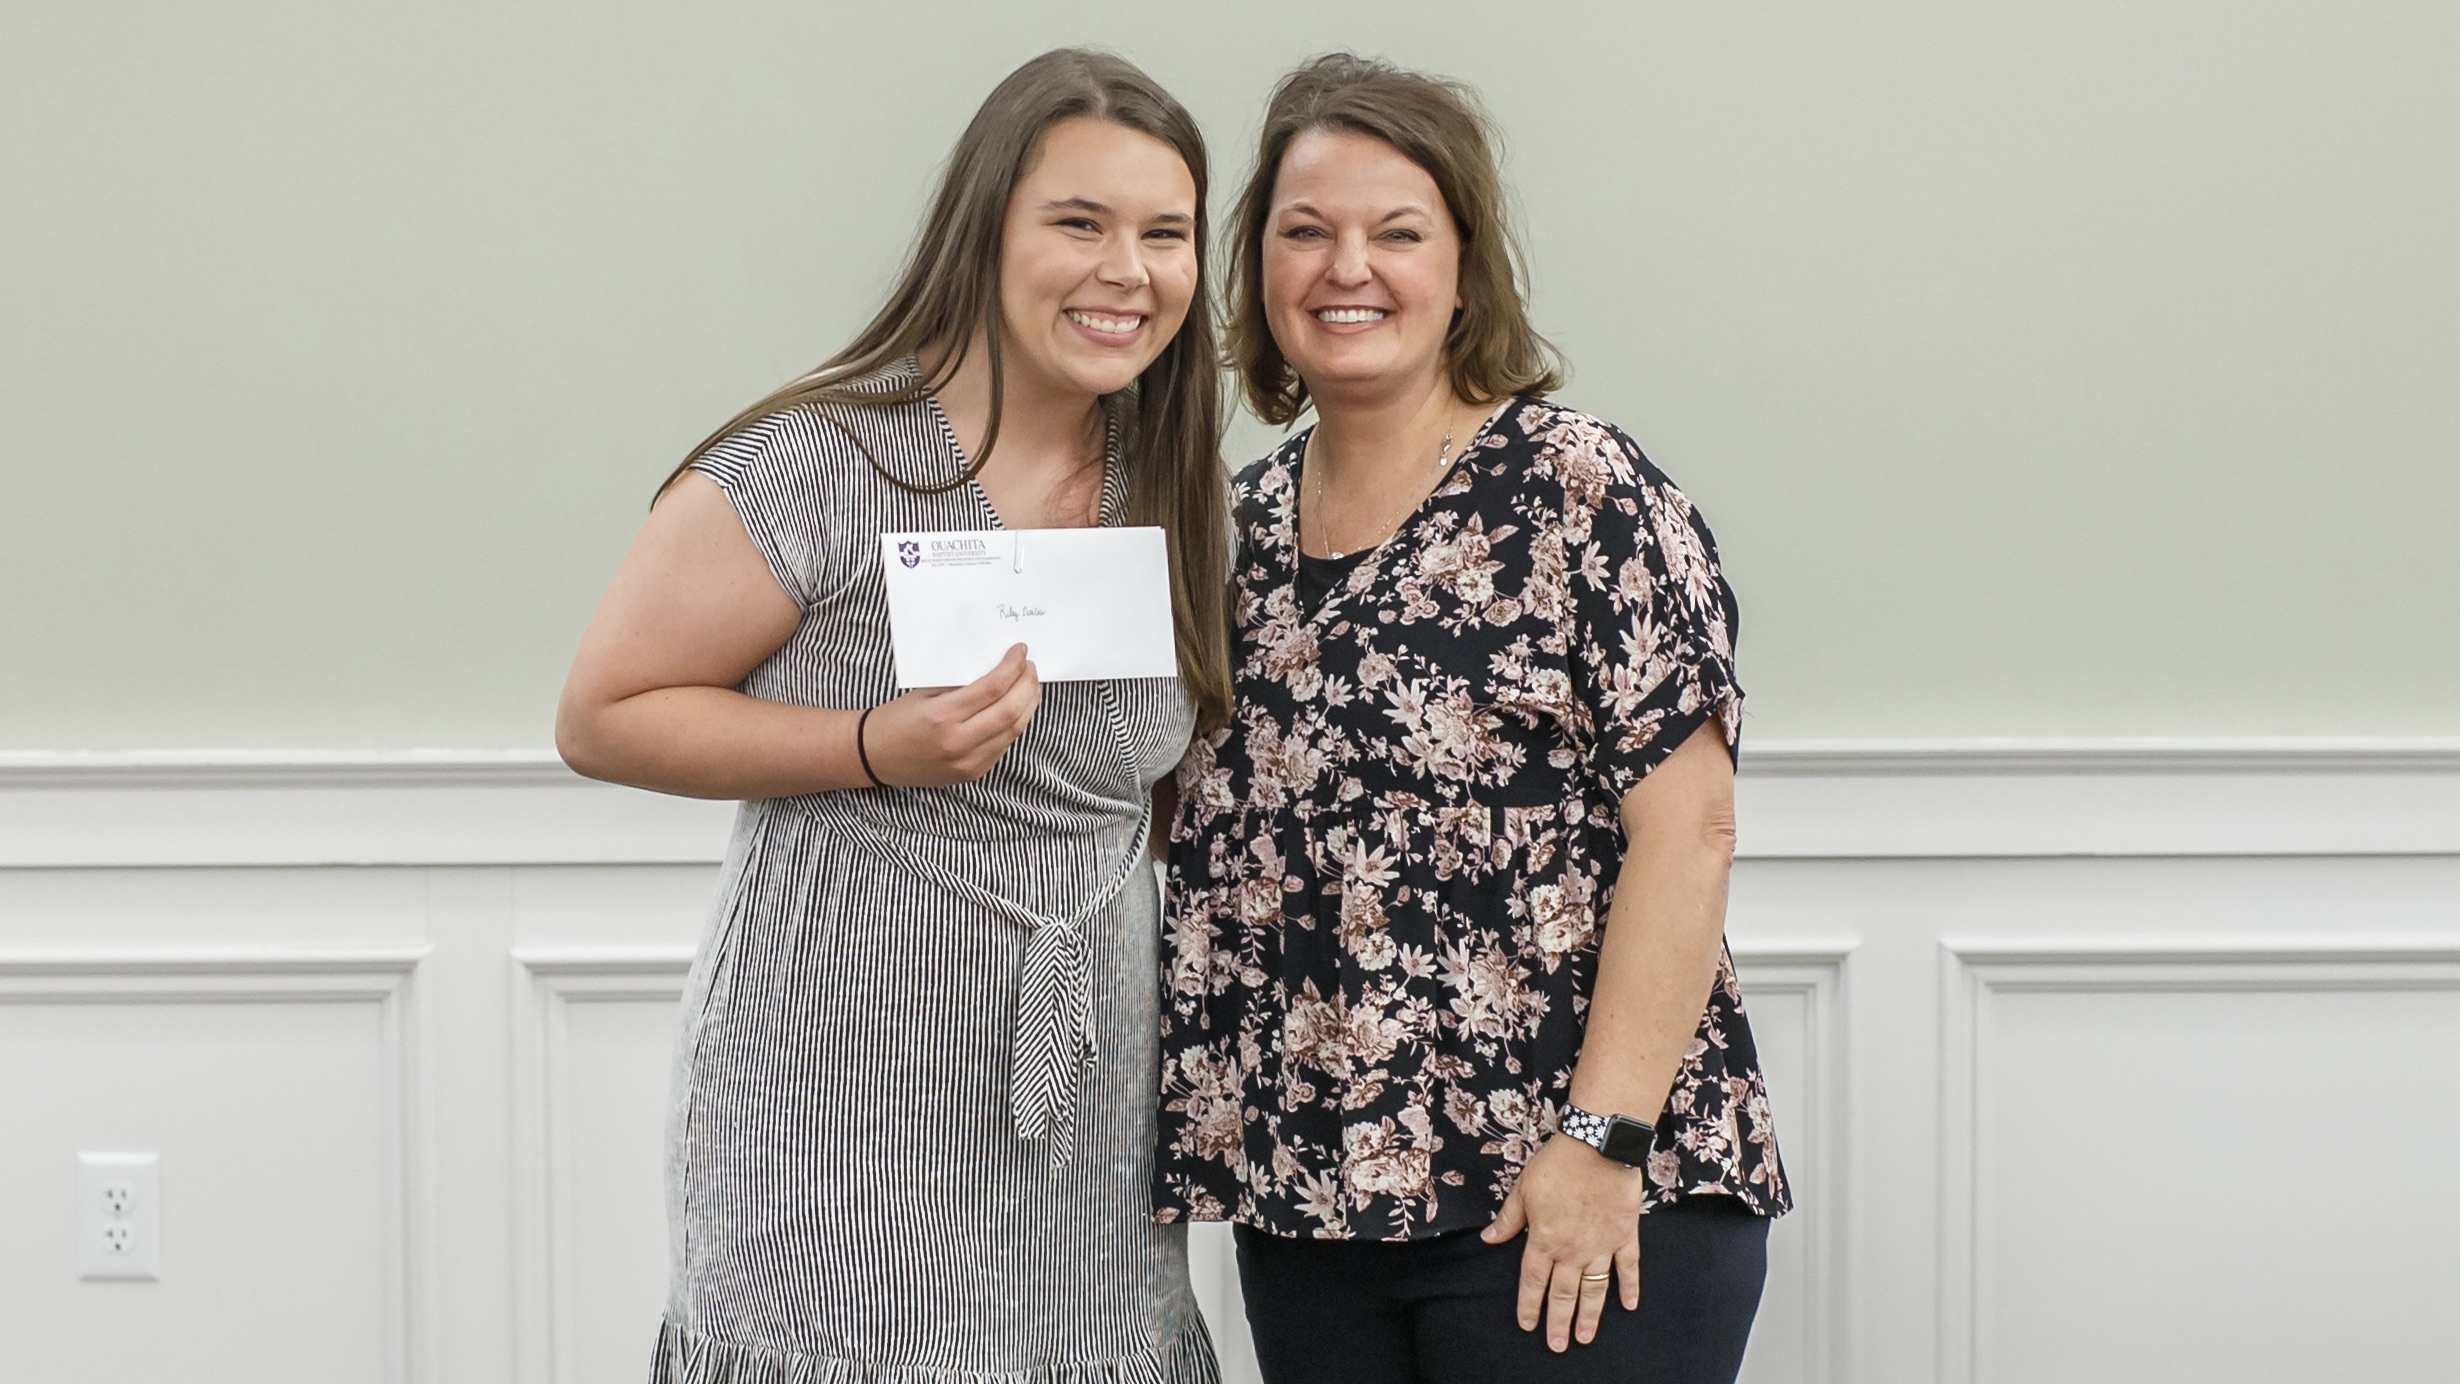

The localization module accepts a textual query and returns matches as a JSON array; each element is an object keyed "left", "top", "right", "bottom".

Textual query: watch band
[{"left": 1560, "top": 1103, "right": 1657, "bottom": 1168}]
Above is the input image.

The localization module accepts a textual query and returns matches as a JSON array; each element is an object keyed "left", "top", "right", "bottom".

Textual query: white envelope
[{"left": 878, "top": 526, "right": 1178, "bottom": 687}]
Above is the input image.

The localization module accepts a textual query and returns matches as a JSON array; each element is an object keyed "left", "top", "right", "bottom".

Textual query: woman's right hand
[{"left": 859, "top": 643, "right": 1042, "bottom": 786}]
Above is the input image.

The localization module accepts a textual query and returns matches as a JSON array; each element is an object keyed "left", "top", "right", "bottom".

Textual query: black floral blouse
[{"left": 1154, "top": 399, "right": 1790, "bottom": 1240}]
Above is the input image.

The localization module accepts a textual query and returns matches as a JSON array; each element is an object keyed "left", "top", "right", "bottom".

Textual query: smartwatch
[{"left": 1559, "top": 1103, "right": 1656, "bottom": 1168}]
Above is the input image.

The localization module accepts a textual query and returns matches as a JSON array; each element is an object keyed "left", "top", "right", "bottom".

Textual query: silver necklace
[{"left": 1309, "top": 427, "right": 1455, "bottom": 561}]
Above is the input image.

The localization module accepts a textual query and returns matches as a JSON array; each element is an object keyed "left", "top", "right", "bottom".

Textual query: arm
[
  {"left": 1572, "top": 719, "right": 1738, "bottom": 1163},
  {"left": 1482, "top": 719, "right": 1737, "bottom": 1350},
  {"left": 555, "top": 472, "right": 1039, "bottom": 798}
]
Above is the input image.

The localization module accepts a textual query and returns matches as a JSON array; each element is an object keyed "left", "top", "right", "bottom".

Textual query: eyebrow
[
  {"left": 1041, "top": 196, "right": 1192, "bottom": 224},
  {"left": 1279, "top": 201, "right": 1432, "bottom": 225}
]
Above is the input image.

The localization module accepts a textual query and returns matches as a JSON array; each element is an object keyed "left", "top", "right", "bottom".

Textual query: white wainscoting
[
  {"left": 1937, "top": 940, "right": 2460, "bottom": 1384},
  {"left": 1725, "top": 942, "right": 1851, "bottom": 1384},
  {"left": 510, "top": 948, "right": 696, "bottom": 1384},
  {"left": 0, "top": 949, "right": 429, "bottom": 1383},
  {"left": 3, "top": 740, "right": 2457, "bottom": 1384}
]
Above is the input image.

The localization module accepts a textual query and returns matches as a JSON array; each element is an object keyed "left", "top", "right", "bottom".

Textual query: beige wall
[{"left": 5, "top": 0, "right": 2455, "bottom": 750}]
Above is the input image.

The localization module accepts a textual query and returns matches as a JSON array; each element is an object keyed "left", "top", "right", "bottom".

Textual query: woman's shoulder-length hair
[{"left": 1226, "top": 52, "right": 1565, "bottom": 427}]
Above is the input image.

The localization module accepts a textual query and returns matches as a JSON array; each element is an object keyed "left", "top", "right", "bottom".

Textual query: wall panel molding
[
  {"left": 510, "top": 948, "right": 695, "bottom": 1384},
  {"left": 0, "top": 948, "right": 434, "bottom": 1384},
  {"left": 1730, "top": 940, "right": 1855, "bottom": 1384},
  {"left": 1936, "top": 938, "right": 2460, "bottom": 1384}
]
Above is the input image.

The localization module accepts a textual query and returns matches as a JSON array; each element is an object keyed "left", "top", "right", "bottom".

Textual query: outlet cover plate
[{"left": 78, "top": 1151, "right": 161, "bottom": 1281}]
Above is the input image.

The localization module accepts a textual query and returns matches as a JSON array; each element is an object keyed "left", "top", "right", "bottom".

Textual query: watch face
[{"left": 1600, "top": 1116, "right": 1655, "bottom": 1166}]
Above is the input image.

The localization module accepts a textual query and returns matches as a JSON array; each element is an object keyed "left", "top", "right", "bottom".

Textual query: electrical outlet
[{"left": 78, "top": 1152, "right": 161, "bottom": 1281}]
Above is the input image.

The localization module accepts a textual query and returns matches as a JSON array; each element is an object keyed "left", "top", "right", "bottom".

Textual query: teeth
[
  {"left": 1316, "top": 307, "right": 1388, "bottom": 324},
  {"left": 1066, "top": 310, "right": 1142, "bottom": 336}
]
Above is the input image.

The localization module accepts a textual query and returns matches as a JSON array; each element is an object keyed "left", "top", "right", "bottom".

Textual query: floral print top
[{"left": 1154, "top": 399, "right": 1791, "bottom": 1240}]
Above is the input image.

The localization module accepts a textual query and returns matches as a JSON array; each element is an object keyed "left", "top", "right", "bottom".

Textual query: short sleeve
[
  {"left": 688, "top": 413, "right": 821, "bottom": 609},
  {"left": 1561, "top": 426, "right": 1743, "bottom": 801}
]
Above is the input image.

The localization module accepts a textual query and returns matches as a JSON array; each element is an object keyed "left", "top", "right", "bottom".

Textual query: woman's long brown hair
[{"left": 665, "top": 49, "right": 1231, "bottom": 732}]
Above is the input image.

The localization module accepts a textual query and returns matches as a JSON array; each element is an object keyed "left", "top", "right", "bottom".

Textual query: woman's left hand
[{"left": 1481, "top": 1134, "right": 1646, "bottom": 1351}]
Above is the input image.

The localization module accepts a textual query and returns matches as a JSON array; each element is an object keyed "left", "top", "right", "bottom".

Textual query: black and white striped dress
[{"left": 652, "top": 359, "right": 1214, "bottom": 1383}]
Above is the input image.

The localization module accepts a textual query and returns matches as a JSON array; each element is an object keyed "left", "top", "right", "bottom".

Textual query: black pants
[{"left": 1234, "top": 1199, "right": 1770, "bottom": 1384}]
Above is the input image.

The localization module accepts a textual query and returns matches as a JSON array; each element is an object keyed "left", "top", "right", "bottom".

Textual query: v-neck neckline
[{"left": 917, "top": 363, "right": 1119, "bottom": 533}]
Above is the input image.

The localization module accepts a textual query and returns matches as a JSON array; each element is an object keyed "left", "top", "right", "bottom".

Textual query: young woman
[
  {"left": 1156, "top": 55, "right": 1787, "bottom": 1383},
  {"left": 557, "top": 49, "right": 1228, "bottom": 1383}
]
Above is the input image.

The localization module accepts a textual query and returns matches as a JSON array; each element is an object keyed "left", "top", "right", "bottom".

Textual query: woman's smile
[
  {"left": 1310, "top": 305, "right": 1391, "bottom": 330},
  {"left": 1062, "top": 306, "right": 1148, "bottom": 340}
]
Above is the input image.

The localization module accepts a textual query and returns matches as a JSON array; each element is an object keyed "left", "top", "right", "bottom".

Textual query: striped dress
[{"left": 653, "top": 359, "right": 1214, "bottom": 1384}]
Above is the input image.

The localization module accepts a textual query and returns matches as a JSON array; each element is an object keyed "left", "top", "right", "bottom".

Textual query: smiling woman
[
  {"left": 1160, "top": 53, "right": 1783, "bottom": 1384},
  {"left": 955, "top": 117, "right": 1202, "bottom": 535},
  {"left": 552, "top": 48, "right": 1227, "bottom": 1384}
]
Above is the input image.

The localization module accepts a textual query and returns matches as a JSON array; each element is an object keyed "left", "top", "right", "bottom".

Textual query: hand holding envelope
[
  {"left": 857, "top": 642, "right": 1042, "bottom": 787},
  {"left": 878, "top": 526, "right": 1179, "bottom": 688}
]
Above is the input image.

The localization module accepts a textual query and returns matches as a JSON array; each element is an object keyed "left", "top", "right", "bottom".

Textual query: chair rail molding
[
  {"left": 6, "top": 737, "right": 2458, "bottom": 867},
  {"left": 0, "top": 749, "right": 733, "bottom": 869}
]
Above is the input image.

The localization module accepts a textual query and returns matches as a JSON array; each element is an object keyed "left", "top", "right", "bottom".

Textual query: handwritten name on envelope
[{"left": 878, "top": 527, "right": 1178, "bottom": 687}]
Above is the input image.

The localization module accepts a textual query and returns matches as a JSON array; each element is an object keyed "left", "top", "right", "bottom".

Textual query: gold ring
[{"left": 1580, "top": 1272, "right": 1612, "bottom": 1282}]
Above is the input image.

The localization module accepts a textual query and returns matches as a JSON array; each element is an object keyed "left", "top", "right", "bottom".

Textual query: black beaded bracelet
[{"left": 855, "top": 705, "right": 886, "bottom": 788}]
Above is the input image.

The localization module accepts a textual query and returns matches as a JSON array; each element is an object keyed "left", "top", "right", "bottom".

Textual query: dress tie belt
[
  {"left": 810, "top": 799, "right": 1153, "bottom": 1170},
  {"left": 1010, "top": 916, "right": 1096, "bottom": 1157}
]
